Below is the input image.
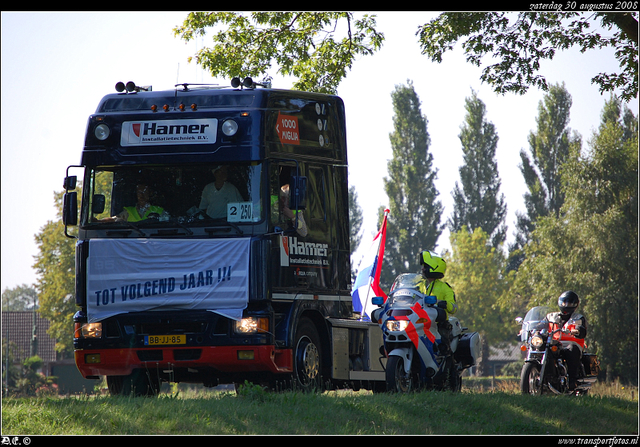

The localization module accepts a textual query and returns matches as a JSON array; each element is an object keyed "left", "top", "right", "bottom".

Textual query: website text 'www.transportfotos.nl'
[{"left": 558, "top": 437, "right": 639, "bottom": 446}]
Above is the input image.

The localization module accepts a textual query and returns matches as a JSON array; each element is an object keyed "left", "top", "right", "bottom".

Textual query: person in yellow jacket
[
  {"left": 99, "top": 183, "right": 169, "bottom": 223},
  {"left": 121, "top": 184, "right": 169, "bottom": 222},
  {"left": 418, "top": 251, "right": 457, "bottom": 354}
]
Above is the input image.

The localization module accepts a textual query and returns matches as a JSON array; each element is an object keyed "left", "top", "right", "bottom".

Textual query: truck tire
[
  {"left": 107, "top": 370, "right": 160, "bottom": 397},
  {"left": 293, "top": 317, "right": 323, "bottom": 392}
]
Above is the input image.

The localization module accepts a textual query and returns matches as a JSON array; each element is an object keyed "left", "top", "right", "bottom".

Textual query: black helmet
[{"left": 558, "top": 291, "right": 579, "bottom": 316}]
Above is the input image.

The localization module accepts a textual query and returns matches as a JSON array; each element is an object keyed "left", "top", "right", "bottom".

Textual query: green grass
[{"left": 2, "top": 381, "right": 638, "bottom": 435}]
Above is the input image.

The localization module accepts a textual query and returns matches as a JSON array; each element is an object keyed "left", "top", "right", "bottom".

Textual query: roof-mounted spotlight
[
  {"left": 242, "top": 77, "right": 254, "bottom": 88},
  {"left": 115, "top": 81, "right": 152, "bottom": 93},
  {"left": 231, "top": 76, "right": 271, "bottom": 90}
]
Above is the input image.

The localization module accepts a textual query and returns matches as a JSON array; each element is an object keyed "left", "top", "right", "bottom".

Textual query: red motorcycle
[{"left": 516, "top": 306, "right": 599, "bottom": 396}]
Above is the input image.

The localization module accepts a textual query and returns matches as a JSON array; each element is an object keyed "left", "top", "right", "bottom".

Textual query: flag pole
[{"left": 360, "top": 209, "right": 390, "bottom": 321}]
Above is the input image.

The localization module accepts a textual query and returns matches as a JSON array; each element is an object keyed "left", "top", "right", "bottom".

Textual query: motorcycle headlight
[
  {"left": 385, "top": 320, "right": 410, "bottom": 332},
  {"left": 531, "top": 334, "right": 544, "bottom": 349}
]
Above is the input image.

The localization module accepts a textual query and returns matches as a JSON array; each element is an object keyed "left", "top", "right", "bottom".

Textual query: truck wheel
[
  {"left": 293, "top": 318, "right": 323, "bottom": 392},
  {"left": 107, "top": 370, "right": 160, "bottom": 397}
]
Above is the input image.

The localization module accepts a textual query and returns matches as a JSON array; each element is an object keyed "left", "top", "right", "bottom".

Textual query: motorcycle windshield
[
  {"left": 388, "top": 273, "right": 425, "bottom": 306},
  {"left": 388, "top": 289, "right": 420, "bottom": 306},
  {"left": 523, "top": 306, "right": 553, "bottom": 332},
  {"left": 389, "top": 273, "right": 423, "bottom": 293}
]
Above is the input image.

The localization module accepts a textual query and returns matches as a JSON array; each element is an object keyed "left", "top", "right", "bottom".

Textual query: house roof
[
  {"left": 488, "top": 343, "right": 523, "bottom": 362},
  {"left": 1, "top": 311, "right": 57, "bottom": 363}
]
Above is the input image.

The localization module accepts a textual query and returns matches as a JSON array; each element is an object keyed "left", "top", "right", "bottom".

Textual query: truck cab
[{"left": 65, "top": 79, "right": 385, "bottom": 395}]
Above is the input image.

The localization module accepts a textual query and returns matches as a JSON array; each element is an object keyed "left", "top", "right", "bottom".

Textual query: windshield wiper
[
  {"left": 119, "top": 221, "right": 146, "bottom": 236},
  {"left": 204, "top": 220, "right": 244, "bottom": 235}
]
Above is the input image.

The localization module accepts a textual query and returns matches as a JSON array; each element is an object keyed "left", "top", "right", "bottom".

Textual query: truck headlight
[
  {"left": 94, "top": 123, "right": 110, "bottom": 140},
  {"left": 385, "top": 320, "right": 409, "bottom": 332},
  {"left": 222, "top": 119, "right": 238, "bottom": 136},
  {"left": 234, "top": 317, "right": 269, "bottom": 334},
  {"left": 81, "top": 322, "right": 103, "bottom": 338}
]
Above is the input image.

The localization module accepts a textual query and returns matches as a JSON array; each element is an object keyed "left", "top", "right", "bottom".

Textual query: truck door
[{"left": 270, "top": 162, "right": 332, "bottom": 291}]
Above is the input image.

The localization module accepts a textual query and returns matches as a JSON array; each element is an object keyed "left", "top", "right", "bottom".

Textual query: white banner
[
  {"left": 86, "top": 238, "right": 250, "bottom": 322},
  {"left": 120, "top": 119, "right": 217, "bottom": 146}
]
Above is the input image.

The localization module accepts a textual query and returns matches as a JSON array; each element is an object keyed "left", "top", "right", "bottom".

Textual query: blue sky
[{"left": 1, "top": 11, "right": 637, "bottom": 292}]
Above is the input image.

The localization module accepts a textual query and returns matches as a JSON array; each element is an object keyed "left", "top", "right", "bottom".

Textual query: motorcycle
[
  {"left": 371, "top": 273, "right": 480, "bottom": 393},
  {"left": 516, "top": 306, "right": 600, "bottom": 396}
]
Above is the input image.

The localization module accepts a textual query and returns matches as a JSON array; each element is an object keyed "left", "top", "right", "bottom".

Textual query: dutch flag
[{"left": 351, "top": 209, "right": 389, "bottom": 320}]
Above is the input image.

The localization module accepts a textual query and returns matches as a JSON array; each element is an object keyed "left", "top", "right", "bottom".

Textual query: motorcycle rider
[
  {"left": 545, "top": 291, "right": 587, "bottom": 391},
  {"left": 418, "top": 251, "right": 458, "bottom": 354}
]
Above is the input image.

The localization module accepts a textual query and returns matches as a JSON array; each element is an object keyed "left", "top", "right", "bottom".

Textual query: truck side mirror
[
  {"left": 92, "top": 194, "right": 106, "bottom": 214},
  {"left": 289, "top": 176, "right": 307, "bottom": 210},
  {"left": 63, "top": 191, "right": 78, "bottom": 226},
  {"left": 64, "top": 175, "right": 77, "bottom": 190}
]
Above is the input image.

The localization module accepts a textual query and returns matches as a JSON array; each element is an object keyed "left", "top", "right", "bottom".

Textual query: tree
[
  {"left": 173, "top": 12, "right": 637, "bottom": 100},
  {"left": 509, "top": 83, "right": 581, "bottom": 269},
  {"left": 446, "top": 226, "right": 513, "bottom": 376},
  {"left": 417, "top": 12, "right": 638, "bottom": 101},
  {"left": 1, "top": 284, "right": 38, "bottom": 312},
  {"left": 511, "top": 97, "right": 638, "bottom": 383},
  {"left": 173, "top": 12, "right": 384, "bottom": 94},
  {"left": 448, "top": 89, "right": 507, "bottom": 249},
  {"left": 380, "top": 81, "right": 444, "bottom": 288},
  {"left": 348, "top": 185, "right": 364, "bottom": 279},
  {"left": 32, "top": 191, "right": 77, "bottom": 357}
]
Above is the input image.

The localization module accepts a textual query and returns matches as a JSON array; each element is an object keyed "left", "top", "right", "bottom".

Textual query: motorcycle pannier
[
  {"left": 455, "top": 332, "right": 481, "bottom": 369},
  {"left": 582, "top": 353, "right": 600, "bottom": 377}
]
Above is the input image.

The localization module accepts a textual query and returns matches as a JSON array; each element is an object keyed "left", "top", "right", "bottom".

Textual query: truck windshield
[{"left": 84, "top": 163, "right": 263, "bottom": 227}]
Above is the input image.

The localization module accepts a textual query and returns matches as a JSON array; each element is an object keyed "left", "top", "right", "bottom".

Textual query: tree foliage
[
  {"left": 348, "top": 185, "right": 364, "bottom": 280},
  {"left": 511, "top": 97, "right": 638, "bottom": 383},
  {"left": 380, "top": 81, "right": 443, "bottom": 288},
  {"left": 1, "top": 284, "right": 38, "bottom": 312},
  {"left": 173, "top": 12, "right": 384, "bottom": 94},
  {"left": 448, "top": 90, "right": 507, "bottom": 249},
  {"left": 417, "top": 12, "right": 638, "bottom": 101},
  {"left": 32, "top": 191, "right": 77, "bottom": 357},
  {"left": 510, "top": 83, "right": 581, "bottom": 269},
  {"left": 446, "top": 226, "right": 513, "bottom": 376}
]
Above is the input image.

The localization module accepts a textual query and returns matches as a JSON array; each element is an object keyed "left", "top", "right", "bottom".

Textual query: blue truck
[{"left": 63, "top": 79, "right": 387, "bottom": 395}]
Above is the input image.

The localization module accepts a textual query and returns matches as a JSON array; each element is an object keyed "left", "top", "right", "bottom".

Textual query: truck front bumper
[{"left": 75, "top": 344, "right": 293, "bottom": 378}]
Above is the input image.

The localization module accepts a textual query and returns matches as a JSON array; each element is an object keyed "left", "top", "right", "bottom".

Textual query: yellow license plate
[{"left": 144, "top": 335, "right": 186, "bottom": 346}]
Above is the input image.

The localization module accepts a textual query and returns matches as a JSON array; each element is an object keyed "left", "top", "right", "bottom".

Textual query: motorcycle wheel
[
  {"left": 520, "top": 362, "right": 543, "bottom": 395},
  {"left": 386, "top": 355, "right": 414, "bottom": 393}
]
